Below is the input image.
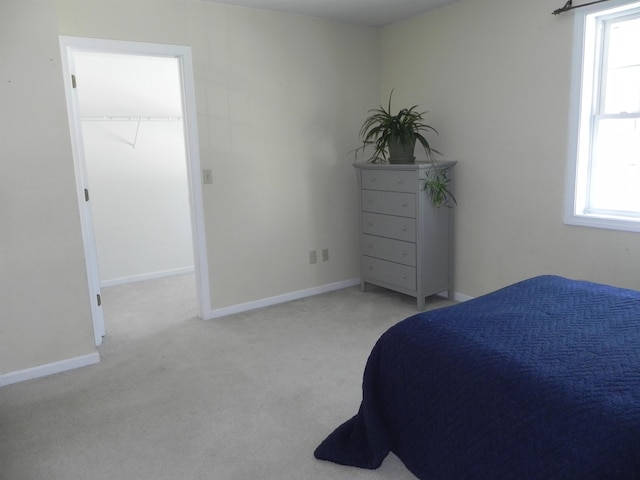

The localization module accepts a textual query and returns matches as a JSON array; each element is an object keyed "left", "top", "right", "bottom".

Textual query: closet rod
[
  {"left": 552, "top": 0, "right": 611, "bottom": 15},
  {"left": 81, "top": 115, "right": 183, "bottom": 122}
]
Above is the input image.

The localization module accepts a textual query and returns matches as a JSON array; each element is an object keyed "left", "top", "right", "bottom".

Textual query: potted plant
[
  {"left": 355, "top": 92, "right": 456, "bottom": 208},
  {"left": 354, "top": 91, "right": 439, "bottom": 164}
]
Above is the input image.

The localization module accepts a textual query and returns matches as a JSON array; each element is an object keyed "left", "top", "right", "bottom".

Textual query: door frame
[{"left": 59, "top": 36, "right": 211, "bottom": 345}]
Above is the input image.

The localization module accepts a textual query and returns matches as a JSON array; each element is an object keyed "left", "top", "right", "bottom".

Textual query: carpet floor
[{"left": 0, "top": 275, "right": 454, "bottom": 480}]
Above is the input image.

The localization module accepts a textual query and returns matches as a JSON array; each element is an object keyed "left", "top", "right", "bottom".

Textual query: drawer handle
[
  {"left": 397, "top": 179, "right": 403, "bottom": 184},
  {"left": 402, "top": 251, "right": 407, "bottom": 256},
  {"left": 401, "top": 226, "right": 407, "bottom": 232},
  {"left": 368, "top": 222, "right": 374, "bottom": 226},
  {"left": 370, "top": 178, "right": 376, "bottom": 183},
  {"left": 368, "top": 244, "right": 374, "bottom": 249},
  {"left": 401, "top": 274, "right": 407, "bottom": 279},
  {"left": 368, "top": 199, "right": 373, "bottom": 204},
  {"left": 401, "top": 203, "right": 408, "bottom": 208},
  {"left": 369, "top": 266, "right": 374, "bottom": 271}
]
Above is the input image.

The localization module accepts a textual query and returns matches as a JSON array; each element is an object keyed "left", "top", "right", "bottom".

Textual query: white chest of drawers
[{"left": 355, "top": 161, "right": 456, "bottom": 310}]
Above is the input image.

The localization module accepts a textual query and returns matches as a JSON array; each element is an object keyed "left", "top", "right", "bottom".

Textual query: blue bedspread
[{"left": 314, "top": 276, "right": 640, "bottom": 479}]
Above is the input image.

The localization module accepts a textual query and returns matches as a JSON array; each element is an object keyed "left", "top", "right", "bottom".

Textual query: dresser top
[{"left": 353, "top": 160, "right": 457, "bottom": 170}]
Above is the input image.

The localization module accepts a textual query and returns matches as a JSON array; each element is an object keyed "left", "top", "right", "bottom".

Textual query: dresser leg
[
  {"left": 418, "top": 296, "right": 425, "bottom": 310},
  {"left": 361, "top": 281, "right": 366, "bottom": 292}
]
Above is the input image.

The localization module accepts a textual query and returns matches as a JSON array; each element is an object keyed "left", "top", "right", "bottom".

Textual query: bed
[{"left": 314, "top": 275, "right": 640, "bottom": 479}]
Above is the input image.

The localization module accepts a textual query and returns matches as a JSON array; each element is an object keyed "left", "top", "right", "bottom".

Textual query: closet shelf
[
  {"left": 81, "top": 115, "right": 182, "bottom": 122},
  {"left": 81, "top": 115, "right": 183, "bottom": 148}
]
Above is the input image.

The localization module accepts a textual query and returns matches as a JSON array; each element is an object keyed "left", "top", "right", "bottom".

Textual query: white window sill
[{"left": 564, "top": 213, "right": 640, "bottom": 233}]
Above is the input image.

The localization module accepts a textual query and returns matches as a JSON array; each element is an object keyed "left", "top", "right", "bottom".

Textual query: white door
[{"left": 60, "top": 37, "right": 211, "bottom": 345}]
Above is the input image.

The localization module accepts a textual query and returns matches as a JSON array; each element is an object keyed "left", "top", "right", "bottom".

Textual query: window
[{"left": 565, "top": 0, "right": 640, "bottom": 232}]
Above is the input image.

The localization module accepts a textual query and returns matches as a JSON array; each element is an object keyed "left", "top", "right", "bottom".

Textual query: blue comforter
[{"left": 314, "top": 276, "right": 640, "bottom": 479}]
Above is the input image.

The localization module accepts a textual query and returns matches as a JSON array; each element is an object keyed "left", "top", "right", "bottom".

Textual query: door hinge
[
  {"left": 84, "top": 188, "right": 89, "bottom": 201},
  {"left": 96, "top": 294, "right": 102, "bottom": 307},
  {"left": 71, "top": 74, "right": 77, "bottom": 89}
]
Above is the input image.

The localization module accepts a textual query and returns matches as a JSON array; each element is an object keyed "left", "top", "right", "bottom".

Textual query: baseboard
[
  {"left": 0, "top": 282, "right": 469, "bottom": 387},
  {"left": 101, "top": 266, "right": 195, "bottom": 288},
  {"left": 453, "top": 292, "right": 473, "bottom": 302},
  {"left": 204, "top": 278, "right": 361, "bottom": 320},
  {"left": 438, "top": 291, "right": 473, "bottom": 302},
  {"left": 0, "top": 352, "right": 100, "bottom": 388},
  {"left": 205, "top": 279, "right": 471, "bottom": 320}
]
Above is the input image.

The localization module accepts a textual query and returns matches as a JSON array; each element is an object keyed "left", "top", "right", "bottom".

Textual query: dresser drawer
[
  {"left": 362, "top": 234, "right": 416, "bottom": 266},
  {"left": 362, "top": 190, "right": 415, "bottom": 217},
  {"left": 361, "top": 169, "right": 416, "bottom": 193},
  {"left": 355, "top": 162, "right": 456, "bottom": 310},
  {"left": 362, "top": 256, "right": 416, "bottom": 290},
  {"left": 362, "top": 212, "right": 416, "bottom": 242}
]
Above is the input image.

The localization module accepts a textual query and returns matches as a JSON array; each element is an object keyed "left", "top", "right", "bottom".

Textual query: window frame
[{"left": 564, "top": 0, "right": 640, "bottom": 233}]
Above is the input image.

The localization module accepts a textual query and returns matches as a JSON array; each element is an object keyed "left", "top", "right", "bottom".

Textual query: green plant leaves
[
  {"left": 354, "top": 90, "right": 439, "bottom": 164},
  {"left": 423, "top": 168, "right": 457, "bottom": 208}
]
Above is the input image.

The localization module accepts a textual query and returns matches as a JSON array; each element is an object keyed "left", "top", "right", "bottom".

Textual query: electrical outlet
[
  {"left": 309, "top": 250, "right": 317, "bottom": 264},
  {"left": 322, "top": 248, "right": 329, "bottom": 262}
]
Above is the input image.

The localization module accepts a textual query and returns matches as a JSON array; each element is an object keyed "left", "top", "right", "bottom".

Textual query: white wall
[
  {"left": 76, "top": 52, "right": 194, "bottom": 285},
  {"left": 0, "top": 0, "right": 97, "bottom": 377},
  {"left": 82, "top": 120, "right": 194, "bottom": 285},
  {"left": 56, "top": 0, "right": 380, "bottom": 309},
  {"left": 381, "top": 0, "right": 640, "bottom": 297},
  {"left": 3, "top": 0, "right": 640, "bottom": 383},
  {"left": 1, "top": 0, "right": 378, "bottom": 381}
]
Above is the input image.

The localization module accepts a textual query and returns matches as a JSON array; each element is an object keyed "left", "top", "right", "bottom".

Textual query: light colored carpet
[{"left": 0, "top": 274, "right": 454, "bottom": 480}]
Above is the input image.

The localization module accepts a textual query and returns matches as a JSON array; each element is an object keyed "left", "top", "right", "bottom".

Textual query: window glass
[
  {"left": 591, "top": 120, "right": 640, "bottom": 213},
  {"left": 603, "top": 17, "right": 640, "bottom": 114},
  {"left": 566, "top": 2, "right": 640, "bottom": 232}
]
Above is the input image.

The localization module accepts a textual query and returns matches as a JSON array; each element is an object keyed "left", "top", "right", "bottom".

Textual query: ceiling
[{"left": 208, "top": 0, "right": 460, "bottom": 26}]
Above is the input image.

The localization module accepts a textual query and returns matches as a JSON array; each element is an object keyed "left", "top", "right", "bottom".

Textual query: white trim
[
  {"left": 565, "top": 212, "right": 640, "bottom": 232},
  {"left": 59, "top": 37, "right": 105, "bottom": 346},
  {"left": 204, "top": 279, "right": 470, "bottom": 319},
  {"left": 452, "top": 292, "right": 473, "bottom": 302},
  {"left": 204, "top": 279, "right": 361, "bottom": 319},
  {"left": 564, "top": 0, "right": 640, "bottom": 233},
  {"left": 0, "top": 353, "right": 100, "bottom": 388},
  {"left": 0, "top": 283, "right": 470, "bottom": 386},
  {"left": 178, "top": 45, "right": 214, "bottom": 318},
  {"left": 100, "top": 267, "right": 195, "bottom": 288},
  {"left": 59, "top": 36, "right": 212, "bottom": 344},
  {"left": 436, "top": 290, "right": 473, "bottom": 302}
]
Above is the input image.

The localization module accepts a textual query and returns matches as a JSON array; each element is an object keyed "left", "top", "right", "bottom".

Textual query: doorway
[{"left": 60, "top": 37, "right": 211, "bottom": 345}]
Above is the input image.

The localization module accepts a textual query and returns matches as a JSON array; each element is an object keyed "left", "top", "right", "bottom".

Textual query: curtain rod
[{"left": 552, "top": 0, "right": 611, "bottom": 15}]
